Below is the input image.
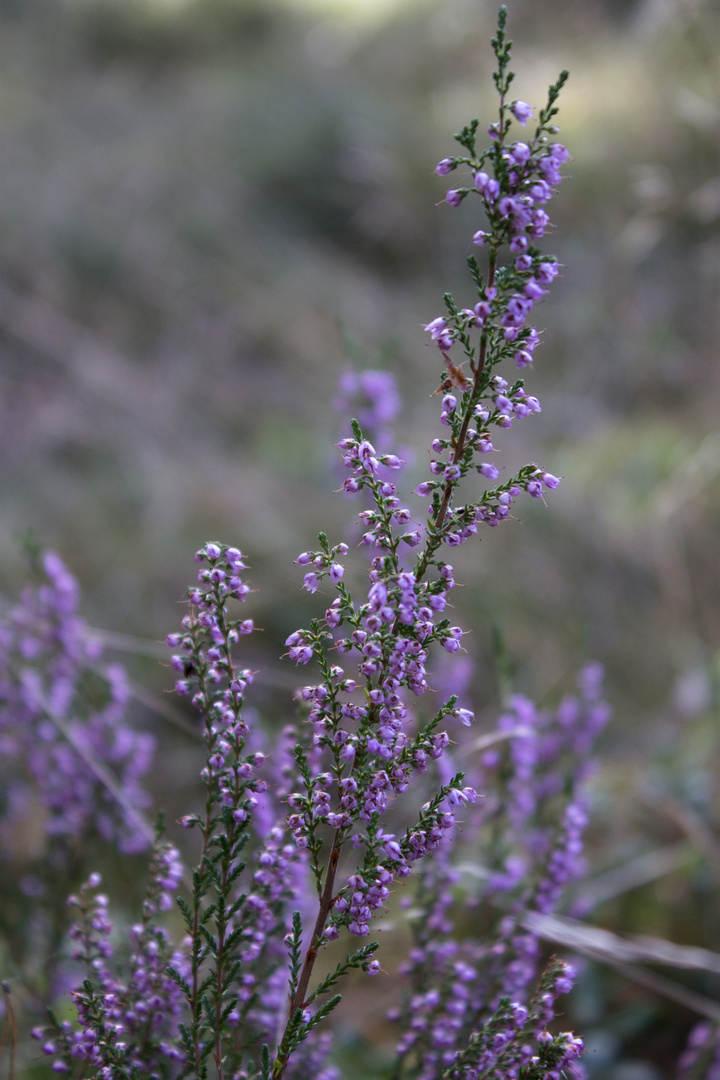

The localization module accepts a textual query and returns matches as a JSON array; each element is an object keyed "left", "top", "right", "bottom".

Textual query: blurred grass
[{"left": 0, "top": 0, "right": 719, "bottom": 1075}]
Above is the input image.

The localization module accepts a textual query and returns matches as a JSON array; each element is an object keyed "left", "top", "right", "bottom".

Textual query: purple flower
[
  {"left": 335, "top": 370, "right": 401, "bottom": 451},
  {"left": 289, "top": 646, "right": 314, "bottom": 665},
  {"left": 447, "top": 785, "right": 477, "bottom": 805},
  {"left": 510, "top": 99, "right": 534, "bottom": 125},
  {"left": 510, "top": 141, "right": 531, "bottom": 164},
  {"left": 425, "top": 316, "right": 448, "bottom": 339}
]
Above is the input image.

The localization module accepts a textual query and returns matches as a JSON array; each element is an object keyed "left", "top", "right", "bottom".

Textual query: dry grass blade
[
  {"left": 470, "top": 726, "right": 535, "bottom": 753},
  {"left": 524, "top": 911, "right": 720, "bottom": 1021},
  {"left": 572, "top": 840, "right": 696, "bottom": 907},
  {"left": 86, "top": 660, "right": 202, "bottom": 740},
  {"left": 39, "top": 697, "right": 157, "bottom": 847},
  {"left": 41, "top": 696, "right": 195, "bottom": 890},
  {"left": 525, "top": 911, "right": 720, "bottom": 975},
  {"left": 641, "top": 791, "right": 720, "bottom": 887}
]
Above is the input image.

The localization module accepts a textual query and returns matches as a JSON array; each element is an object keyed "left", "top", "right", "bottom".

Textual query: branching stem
[
  {"left": 416, "top": 256, "right": 497, "bottom": 583},
  {"left": 273, "top": 836, "right": 341, "bottom": 1080}
]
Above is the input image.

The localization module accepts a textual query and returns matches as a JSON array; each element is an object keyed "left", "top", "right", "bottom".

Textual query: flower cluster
[
  {"left": 393, "top": 950, "right": 583, "bottom": 1080},
  {"left": 0, "top": 549, "right": 154, "bottom": 857},
  {"left": 410, "top": 18, "right": 570, "bottom": 569},
  {"left": 443, "top": 965, "right": 585, "bottom": 1080},
  {"left": 334, "top": 369, "right": 401, "bottom": 451},
  {"left": 386, "top": 666, "right": 608, "bottom": 1078},
  {"left": 168, "top": 542, "right": 316, "bottom": 1070},
  {"left": 282, "top": 529, "right": 477, "bottom": 955},
  {"left": 677, "top": 1022, "right": 720, "bottom": 1080},
  {"left": 37, "top": 841, "right": 188, "bottom": 1077}
]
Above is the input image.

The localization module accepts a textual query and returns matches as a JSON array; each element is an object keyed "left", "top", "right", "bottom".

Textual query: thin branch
[
  {"left": 84, "top": 626, "right": 302, "bottom": 690},
  {"left": 40, "top": 698, "right": 156, "bottom": 848},
  {"left": 86, "top": 662, "right": 202, "bottom": 740}
]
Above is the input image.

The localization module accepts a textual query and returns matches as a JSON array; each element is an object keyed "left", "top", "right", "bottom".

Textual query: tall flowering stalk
[
  {"left": 419, "top": 10, "right": 568, "bottom": 554},
  {"left": 32, "top": 9, "right": 596, "bottom": 1080}
]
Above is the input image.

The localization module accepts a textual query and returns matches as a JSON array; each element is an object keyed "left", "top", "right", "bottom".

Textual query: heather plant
[
  {"left": 4, "top": 8, "right": 616, "bottom": 1078},
  {"left": 0, "top": 543, "right": 155, "bottom": 1010}
]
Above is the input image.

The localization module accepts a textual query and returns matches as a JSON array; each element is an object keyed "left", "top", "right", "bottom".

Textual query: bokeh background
[{"left": 1, "top": 0, "right": 720, "bottom": 1076}]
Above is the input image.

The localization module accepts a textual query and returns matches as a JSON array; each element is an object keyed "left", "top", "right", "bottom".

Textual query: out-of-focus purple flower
[
  {"left": 510, "top": 100, "right": 534, "bottom": 125},
  {"left": 336, "top": 370, "right": 400, "bottom": 430},
  {"left": 0, "top": 551, "right": 154, "bottom": 856}
]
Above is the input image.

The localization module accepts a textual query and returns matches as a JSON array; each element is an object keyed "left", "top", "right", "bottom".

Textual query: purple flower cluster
[
  {"left": 408, "top": 56, "right": 571, "bottom": 568},
  {"left": 393, "top": 950, "right": 583, "bottom": 1080},
  {"left": 36, "top": 847, "right": 188, "bottom": 1075},
  {"left": 337, "top": 436, "right": 406, "bottom": 498},
  {"left": 334, "top": 369, "right": 401, "bottom": 451},
  {"left": 448, "top": 969, "right": 585, "bottom": 1080},
  {"left": 283, "top": 527, "right": 477, "bottom": 937},
  {"left": 416, "top": 370, "right": 561, "bottom": 534},
  {"left": 0, "top": 550, "right": 154, "bottom": 856},
  {"left": 387, "top": 667, "right": 607, "bottom": 1077},
  {"left": 169, "top": 542, "right": 254, "bottom": 705},
  {"left": 677, "top": 1021, "right": 720, "bottom": 1080},
  {"left": 479, "top": 669, "right": 609, "bottom": 938},
  {"left": 437, "top": 114, "right": 568, "bottom": 247},
  {"left": 284, "top": 510, "right": 475, "bottom": 860},
  {"left": 169, "top": 542, "right": 324, "bottom": 1069}
]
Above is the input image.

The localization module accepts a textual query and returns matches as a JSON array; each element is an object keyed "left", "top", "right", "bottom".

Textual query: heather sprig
[
  {"left": 438, "top": 960, "right": 584, "bottom": 1080},
  {"left": 26, "top": 9, "right": 592, "bottom": 1080},
  {"left": 265, "top": 11, "right": 577, "bottom": 1074},
  {"left": 168, "top": 542, "right": 306, "bottom": 1078},
  {"left": 39, "top": 832, "right": 187, "bottom": 1077},
  {"left": 385, "top": 671, "right": 606, "bottom": 1079},
  {"left": 417, "top": 7, "right": 570, "bottom": 575}
]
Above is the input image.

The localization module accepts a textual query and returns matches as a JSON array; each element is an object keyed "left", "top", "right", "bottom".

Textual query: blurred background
[{"left": 1, "top": 0, "right": 719, "bottom": 1076}]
